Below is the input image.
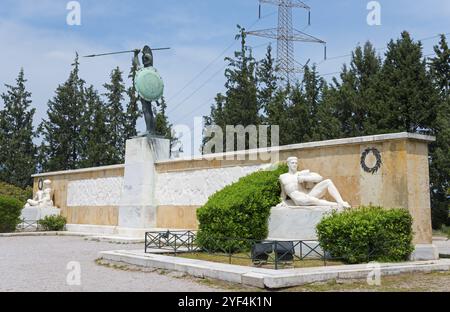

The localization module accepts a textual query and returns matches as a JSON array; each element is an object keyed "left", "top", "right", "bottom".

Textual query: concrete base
[
  {"left": 65, "top": 224, "right": 191, "bottom": 238},
  {"left": 20, "top": 206, "right": 61, "bottom": 221},
  {"left": 411, "top": 244, "right": 439, "bottom": 261},
  {"left": 268, "top": 206, "right": 335, "bottom": 241},
  {"left": 118, "top": 136, "right": 170, "bottom": 229},
  {"left": 99, "top": 249, "right": 450, "bottom": 289}
]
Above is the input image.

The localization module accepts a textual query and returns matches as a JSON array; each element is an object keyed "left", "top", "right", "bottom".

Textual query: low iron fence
[
  {"left": 16, "top": 219, "right": 40, "bottom": 232},
  {"left": 145, "top": 230, "right": 197, "bottom": 253},
  {"left": 145, "top": 231, "right": 406, "bottom": 270},
  {"left": 145, "top": 231, "right": 332, "bottom": 269}
]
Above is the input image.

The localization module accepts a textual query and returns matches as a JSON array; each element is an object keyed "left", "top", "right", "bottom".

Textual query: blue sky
[{"left": 0, "top": 0, "right": 449, "bottom": 155}]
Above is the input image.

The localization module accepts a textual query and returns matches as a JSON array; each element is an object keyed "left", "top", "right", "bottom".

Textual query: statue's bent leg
[
  {"left": 291, "top": 192, "right": 337, "bottom": 207},
  {"left": 309, "top": 179, "right": 349, "bottom": 207}
]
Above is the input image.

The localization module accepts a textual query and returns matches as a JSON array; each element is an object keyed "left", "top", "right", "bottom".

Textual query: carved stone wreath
[
  {"left": 361, "top": 147, "right": 382, "bottom": 174},
  {"left": 38, "top": 178, "right": 44, "bottom": 190}
]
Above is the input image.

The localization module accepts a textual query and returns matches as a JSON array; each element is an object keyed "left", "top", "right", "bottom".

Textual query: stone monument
[
  {"left": 20, "top": 179, "right": 61, "bottom": 223},
  {"left": 268, "top": 157, "right": 350, "bottom": 241},
  {"left": 118, "top": 45, "right": 170, "bottom": 232}
]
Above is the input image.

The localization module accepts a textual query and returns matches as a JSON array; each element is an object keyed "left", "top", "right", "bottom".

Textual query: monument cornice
[
  {"left": 155, "top": 132, "right": 436, "bottom": 165},
  {"left": 32, "top": 164, "right": 125, "bottom": 178}
]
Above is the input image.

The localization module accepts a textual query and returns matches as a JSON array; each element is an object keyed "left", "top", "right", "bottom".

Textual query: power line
[
  {"left": 168, "top": 64, "right": 227, "bottom": 117},
  {"left": 167, "top": 11, "right": 277, "bottom": 107},
  {"left": 315, "top": 32, "right": 450, "bottom": 66},
  {"left": 167, "top": 41, "right": 237, "bottom": 104},
  {"left": 172, "top": 97, "right": 215, "bottom": 126},
  {"left": 247, "top": 0, "right": 326, "bottom": 84},
  {"left": 172, "top": 31, "right": 449, "bottom": 124}
]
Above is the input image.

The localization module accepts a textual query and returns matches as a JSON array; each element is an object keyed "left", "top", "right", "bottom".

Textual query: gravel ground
[{"left": 0, "top": 236, "right": 225, "bottom": 292}]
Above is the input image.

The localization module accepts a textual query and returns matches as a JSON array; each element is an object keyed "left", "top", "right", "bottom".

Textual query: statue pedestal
[
  {"left": 268, "top": 205, "right": 335, "bottom": 241},
  {"left": 118, "top": 136, "right": 170, "bottom": 229},
  {"left": 268, "top": 206, "right": 335, "bottom": 259},
  {"left": 19, "top": 206, "right": 61, "bottom": 230}
]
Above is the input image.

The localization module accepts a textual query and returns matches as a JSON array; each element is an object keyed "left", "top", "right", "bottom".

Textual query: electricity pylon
[{"left": 247, "top": 0, "right": 326, "bottom": 84}]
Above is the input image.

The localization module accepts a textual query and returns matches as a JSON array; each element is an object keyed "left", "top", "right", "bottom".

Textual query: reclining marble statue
[
  {"left": 279, "top": 157, "right": 351, "bottom": 209},
  {"left": 20, "top": 179, "right": 60, "bottom": 223}
]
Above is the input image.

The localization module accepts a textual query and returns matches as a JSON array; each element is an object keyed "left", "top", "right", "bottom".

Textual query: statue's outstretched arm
[
  {"left": 133, "top": 49, "right": 141, "bottom": 68},
  {"left": 298, "top": 172, "right": 323, "bottom": 183}
]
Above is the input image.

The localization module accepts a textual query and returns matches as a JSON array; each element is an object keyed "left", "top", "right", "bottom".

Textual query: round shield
[{"left": 135, "top": 67, "right": 164, "bottom": 101}]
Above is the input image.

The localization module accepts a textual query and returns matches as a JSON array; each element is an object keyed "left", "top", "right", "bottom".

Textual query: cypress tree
[
  {"left": 429, "top": 34, "right": 450, "bottom": 228},
  {"left": 155, "top": 97, "right": 178, "bottom": 152},
  {"left": 257, "top": 45, "right": 278, "bottom": 120},
  {"left": 331, "top": 42, "right": 383, "bottom": 137},
  {"left": 40, "top": 54, "right": 85, "bottom": 171},
  {"left": 103, "top": 67, "right": 126, "bottom": 163},
  {"left": 223, "top": 27, "right": 259, "bottom": 129},
  {"left": 205, "top": 26, "right": 260, "bottom": 151},
  {"left": 379, "top": 31, "right": 438, "bottom": 134},
  {"left": 81, "top": 86, "right": 113, "bottom": 167},
  {"left": 124, "top": 61, "right": 141, "bottom": 141},
  {"left": 0, "top": 69, "right": 37, "bottom": 188}
]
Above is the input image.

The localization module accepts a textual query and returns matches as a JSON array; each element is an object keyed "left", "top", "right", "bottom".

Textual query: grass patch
[
  {"left": 177, "top": 252, "right": 344, "bottom": 269},
  {"left": 282, "top": 271, "right": 450, "bottom": 292}
]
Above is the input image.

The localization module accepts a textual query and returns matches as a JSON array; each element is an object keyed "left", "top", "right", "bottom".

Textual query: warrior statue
[{"left": 133, "top": 46, "right": 164, "bottom": 135}]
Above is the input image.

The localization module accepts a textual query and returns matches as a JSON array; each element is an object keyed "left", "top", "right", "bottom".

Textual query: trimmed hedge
[
  {"left": 38, "top": 215, "right": 67, "bottom": 231},
  {"left": 196, "top": 164, "right": 288, "bottom": 251},
  {"left": 0, "top": 195, "right": 23, "bottom": 233},
  {"left": 316, "top": 206, "right": 414, "bottom": 264}
]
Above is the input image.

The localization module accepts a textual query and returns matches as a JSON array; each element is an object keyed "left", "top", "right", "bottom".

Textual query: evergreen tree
[
  {"left": 80, "top": 86, "right": 113, "bottom": 167},
  {"left": 203, "top": 93, "right": 226, "bottom": 153},
  {"left": 155, "top": 97, "right": 178, "bottom": 152},
  {"left": 429, "top": 35, "right": 450, "bottom": 98},
  {"left": 0, "top": 69, "right": 37, "bottom": 188},
  {"left": 257, "top": 45, "right": 285, "bottom": 146},
  {"left": 301, "top": 65, "right": 328, "bottom": 141},
  {"left": 379, "top": 31, "right": 438, "bottom": 134},
  {"left": 124, "top": 61, "right": 141, "bottom": 141},
  {"left": 223, "top": 27, "right": 259, "bottom": 129},
  {"left": 40, "top": 54, "right": 85, "bottom": 171},
  {"left": 286, "top": 82, "right": 310, "bottom": 144},
  {"left": 103, "top": 67, "right": 126, "bottom": 163},
  {"left": 317, "top": 84, "right": 343, "bottom": 140},
  {"left": 205, "top": 26, "right": 260, "bottom": 152},
  {"left": 264, "top": 88, "right": 291, "bottom": 145},
  {"left": 330, "top": 42, "right": 383, "bottom": 137},
  {"left": 429, "top": 35, "right": 450, "bottom": 228},
  {"left": 257, "top": 45, "right": 278, "bottom": 120}
]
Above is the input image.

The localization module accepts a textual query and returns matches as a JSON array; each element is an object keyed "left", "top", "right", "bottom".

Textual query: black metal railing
[
  {"left": 145, "top": 230, "right": 197, "bottom": 253},
  {"left": 144, "top": 231, "right": 331, "bottom": 270},
  {"left": 196, "top": 237, "right": 328, "bottom": 270},
  {"left": 144, "top": 231, "right": 409, "bottom": 270},
  {"left": 16, "top": 219, "right": 39, "bottom": 232}
]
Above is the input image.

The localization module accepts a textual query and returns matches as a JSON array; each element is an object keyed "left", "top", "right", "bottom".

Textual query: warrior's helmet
[{"left": 142, "top": 45, "right": 154, "bottom": 67}]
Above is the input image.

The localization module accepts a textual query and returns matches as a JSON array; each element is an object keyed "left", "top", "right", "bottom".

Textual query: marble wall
[
  {"left": 155, "top": 165, "right": 268, "bottom": 206},
  {"left": 67, "top": 177, "right": 123, "bottom": 207},
  {"left": 32, "top": 133, "right": 436, "bottom": 245}
]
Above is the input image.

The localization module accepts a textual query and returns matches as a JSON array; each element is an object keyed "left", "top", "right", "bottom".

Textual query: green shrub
[
  {"left": 0, "top": 181, "right": 32, "bottom": 204},
  {"left": 316, "top": 206, "right": 414, "bottom": 264},
  {"left": 196, "top": 164, "right": 288, "bottom": 251},
  {"left": 0, "top": 195, "right": 23, "bottom": 233},
  {"left": 38, "top": 215, "right": 67, "bottom": 231}
]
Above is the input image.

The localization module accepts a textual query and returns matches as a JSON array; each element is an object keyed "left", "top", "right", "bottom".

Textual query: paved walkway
[
  {"left": 0, "top": 236, "right": 223, "bottom": 292},
  {"left": 435, "top": 238, "right": 450, "bottom": 256}
]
